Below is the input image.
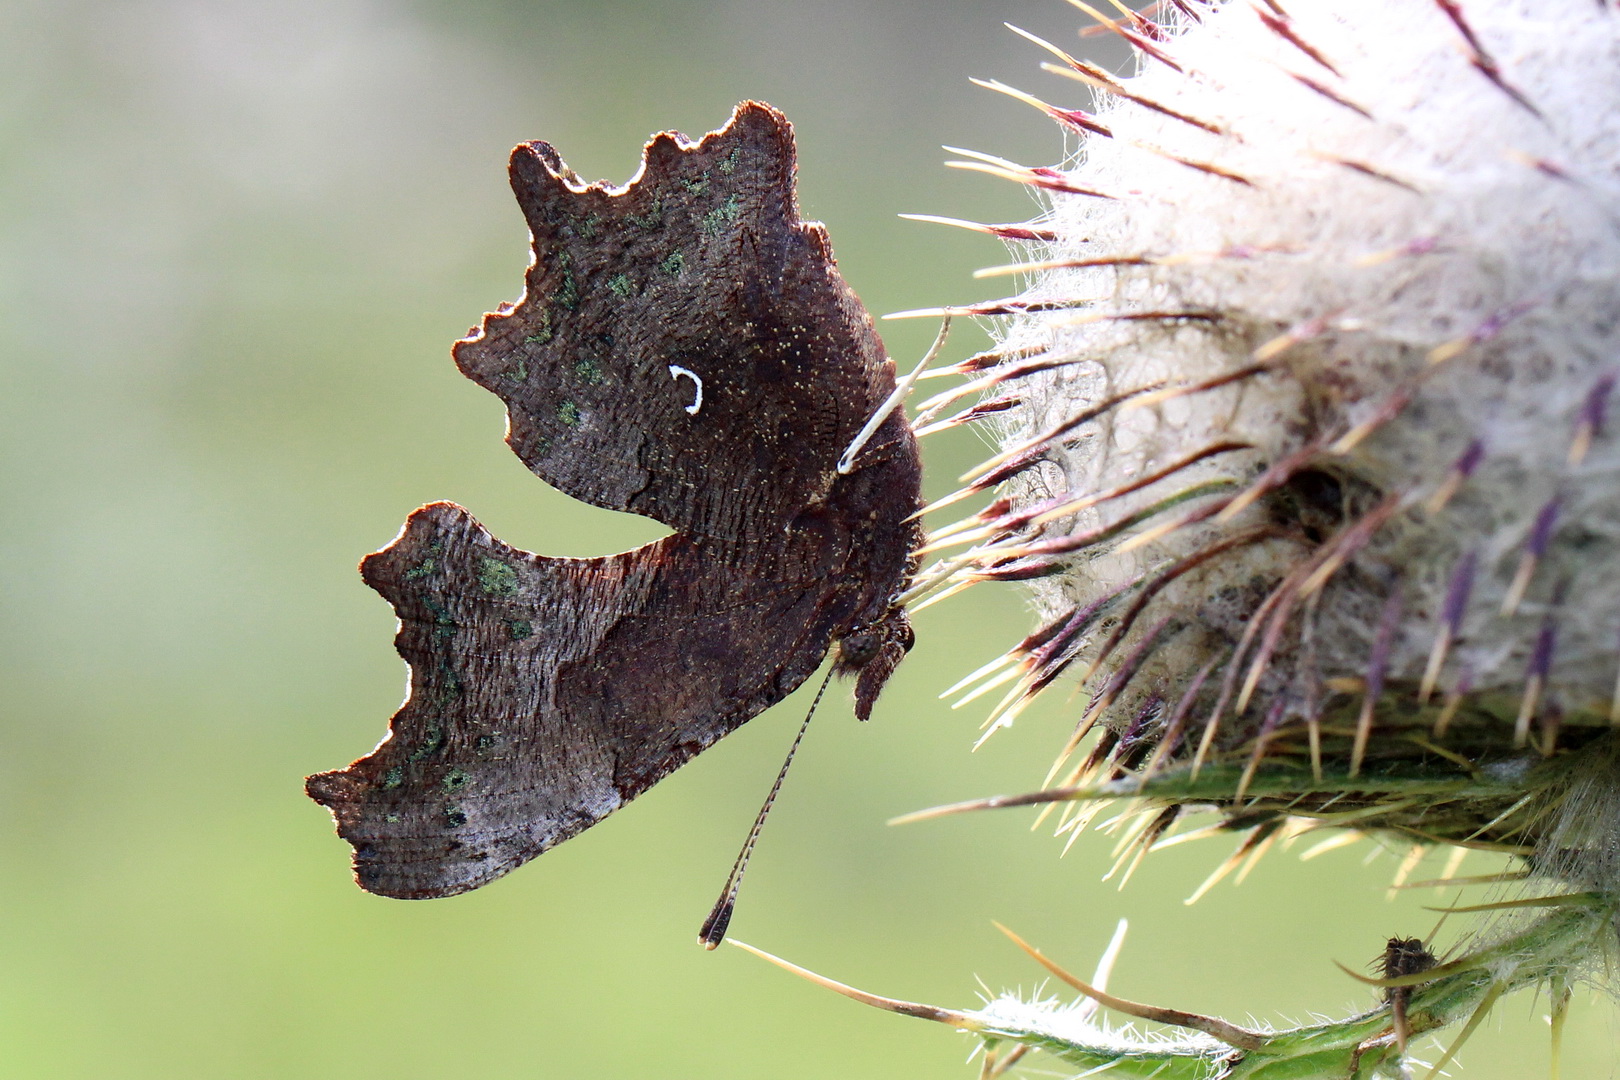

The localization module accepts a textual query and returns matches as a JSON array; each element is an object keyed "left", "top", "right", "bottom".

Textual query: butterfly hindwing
[{"left": 306, "top": 501, "right": 856, "bottom": 898}]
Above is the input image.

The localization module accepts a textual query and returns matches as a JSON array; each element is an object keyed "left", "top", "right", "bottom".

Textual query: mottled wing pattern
[
  {"left": 455, "top": 101, "right": 891, "bottom": 540},
  {"left": 307, "top": 103, "right": 923, "bottom": 900},
  {"left": 306, "top": 502, "right": 853, "bottom": 898}
]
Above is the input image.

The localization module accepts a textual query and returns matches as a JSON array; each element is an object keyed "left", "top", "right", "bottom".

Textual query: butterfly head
[{"left": 835, "top": 609, "right": 915, "bottom": 720}]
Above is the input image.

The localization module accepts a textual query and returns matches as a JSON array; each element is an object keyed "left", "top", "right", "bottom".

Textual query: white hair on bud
[{"left": 981, "top": 0, "right": 1620, "bottom": 893}]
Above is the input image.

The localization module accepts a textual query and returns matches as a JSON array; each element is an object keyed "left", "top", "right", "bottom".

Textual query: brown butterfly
[{"left": 306, "top": 102, "right": 923, "bottom": 910}]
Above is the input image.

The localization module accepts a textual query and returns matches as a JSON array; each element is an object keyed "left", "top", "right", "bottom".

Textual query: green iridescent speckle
[
  {"left": 524, "top": 308, "right": 553, "bottom": 345},
  {"left": 476, "top": 734, "right": 499, "bottom": 752},
  {"left": 405, "top": 543, "right": 442, "bottom": 581},
  {"left": 557, "top": 400, "right": 581, "bottom": 427},
  {"left": 681, "top": 173, "right": 711, "bottom": 195},
  {"left": 627, "top": 200, "right": 663, "bottom": 229},
  {"left": 433, "top": 662, "right": 463, "bottom": 702},
  {"left": 477, "top": 557, "right": 519, "bottom": 597},
  {"left": 384, "top": 812, "right": 401, "bottom": 824},
  {"left": 382, "top": 766, "right": 404, "bottom": 790},
  {"left": 442, "top": 769, "right": 471, "bottom": 793},
  {"left": 660, "top": 251, "right": 684, "bottom": 276},
  {"left": 574, "top": 357, "right": 605, "bottom": 385},
  {"left": 718, "top": 147, "right": 741, "bottom": 174},
  {"left": 410, "top": 726, "right": 445, "bottom": 762},
  {"left": 574, "top": 212, "right": 600, "bottom": 239},
  {"left": 444, "top": 806, "right": 468, "bottom": 829},
  {"left": 554, "top": 252, "right": 579, "bottom": 311},
  {"left": 505, "top": 618, "right": 533, "bottom": 640},
  {"left": 435, "top": 674, "right": 462, "bottom": 703},
  {"left": 608, "top": 273, "right": 634, "bottom": 297},
  {"left": 701, "top": 194, "right": 741, "bottom": 235},
  {"left": 424, "top": 597, "right": 455, "bottom": 644}
]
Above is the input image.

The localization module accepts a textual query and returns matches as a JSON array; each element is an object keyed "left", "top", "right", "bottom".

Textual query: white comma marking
[{"left": 667, "top": 364, "right": 704, "bottom": 416}]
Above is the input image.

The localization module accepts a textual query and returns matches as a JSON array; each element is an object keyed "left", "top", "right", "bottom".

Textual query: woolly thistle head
[{"left": 917, "top": 0, "right": 1620, "bottom": 902}]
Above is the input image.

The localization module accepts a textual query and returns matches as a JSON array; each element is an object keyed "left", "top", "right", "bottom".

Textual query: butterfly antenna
[{"left": 698, "top": 665, "right": 835, "bottom": 949}]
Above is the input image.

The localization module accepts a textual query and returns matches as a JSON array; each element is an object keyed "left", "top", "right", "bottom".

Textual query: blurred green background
[{"left": 1, "top": 0, "right": 1611, "bottom": 1076}]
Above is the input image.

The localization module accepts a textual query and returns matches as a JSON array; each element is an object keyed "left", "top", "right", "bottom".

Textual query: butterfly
[{"left": 306, "top": 101, "right": 923, "bottom": 904}]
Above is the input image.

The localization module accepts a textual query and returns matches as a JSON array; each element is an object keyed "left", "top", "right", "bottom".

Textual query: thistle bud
[{"left": 911, "top": 1, "right": 1620, "bottom": 1070}]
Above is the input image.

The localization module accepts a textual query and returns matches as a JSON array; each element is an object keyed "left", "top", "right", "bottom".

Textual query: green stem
[{"left": 964, "top": 894, "right": 1612, "bottom": 1080}]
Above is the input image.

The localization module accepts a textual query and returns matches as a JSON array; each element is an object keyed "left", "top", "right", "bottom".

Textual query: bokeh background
[{"left": 2, "top": 0, "right": 1613, "bottom": 1077}]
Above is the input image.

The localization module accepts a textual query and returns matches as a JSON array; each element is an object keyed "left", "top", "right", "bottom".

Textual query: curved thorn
[
  {"left": 728, "top": 940, "right": 982, "bottom": 1027},
  {"left": 993, "top": 923, "right": 1266, "bottom": 1050}
]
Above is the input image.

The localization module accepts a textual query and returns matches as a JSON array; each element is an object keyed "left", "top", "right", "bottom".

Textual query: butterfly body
[{"left": 307, "top": 102, "right": 921, "bottom": 899}]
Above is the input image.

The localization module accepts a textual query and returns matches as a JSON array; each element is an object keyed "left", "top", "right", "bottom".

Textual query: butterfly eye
[{"left": 837, "top": 631, "right": 882, "bottom": 668}]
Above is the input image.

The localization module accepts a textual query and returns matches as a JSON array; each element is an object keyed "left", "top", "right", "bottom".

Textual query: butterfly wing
[
  {"left": 307, "top": 103, "right": 923, "bottom": 899},
  {"left": 452, "top": 100, "right": 897, "bottom": 539},
  {"left": 306, "top": 501, "right": 860, "bottom": 898}
]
